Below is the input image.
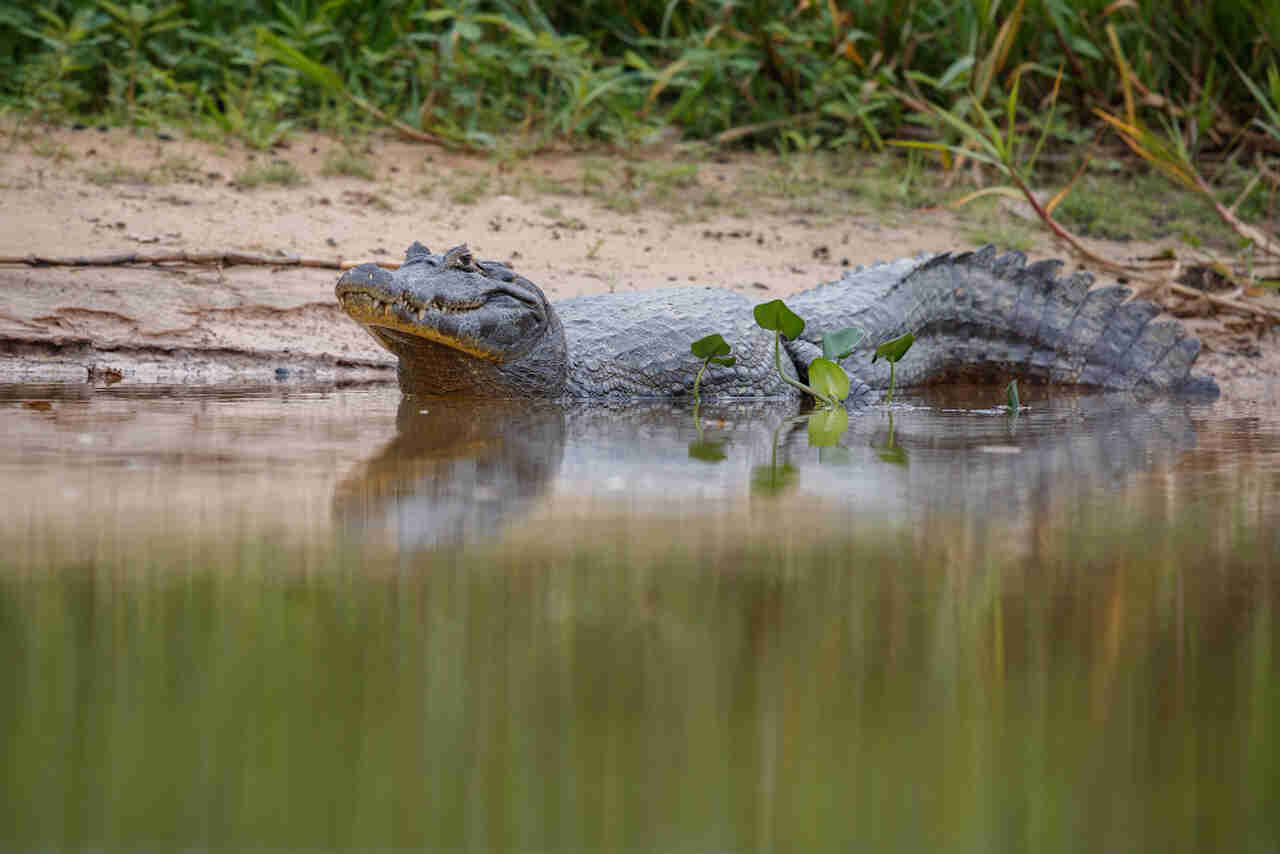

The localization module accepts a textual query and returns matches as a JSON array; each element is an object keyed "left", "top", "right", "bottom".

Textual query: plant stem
[
  {"left": 773, "top": 331, "right": 829, "bottom": 403},
  {"left": 886, "top": 361, "right": 896, "bottom": 405},
  {"left": 693, "top": 357, "right": 709, "bottom": 405}
]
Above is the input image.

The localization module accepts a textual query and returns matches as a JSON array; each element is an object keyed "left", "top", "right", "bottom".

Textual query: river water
[{"left": 1, "top": 383, "right": 1277, "bottom": 852}]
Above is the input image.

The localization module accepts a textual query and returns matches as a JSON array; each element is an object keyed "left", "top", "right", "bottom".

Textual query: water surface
[{"left": 2, "top": 383, "right": 1277, "bottom": 852}]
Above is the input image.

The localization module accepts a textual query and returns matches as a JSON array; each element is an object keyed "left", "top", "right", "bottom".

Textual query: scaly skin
[
  {"left": 336, "top": 241, "right": 568, "bottom": 396},
  {"left": 335, "top": 242, "right": 1218, "bottom": 399}
]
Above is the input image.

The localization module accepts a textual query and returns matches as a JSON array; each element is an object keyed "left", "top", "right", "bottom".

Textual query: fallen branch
[
  {"left": 349, "top": 92, "right": 477, "bottom": 152},
  {"left": 715, "top": 112, "right": 818, "bottom": 145},
  {"left": 1195, "top": 171, "right": 1280, "bottom": 259},
  {"left": 0, "top": 250, "right": 401, "bottom": 270},
  {"left": 998, "top": 174, "right": 1280, "bottom": 324},
  {"left": 1163, "top": 280, "right": 1280, "bottom": 323}
]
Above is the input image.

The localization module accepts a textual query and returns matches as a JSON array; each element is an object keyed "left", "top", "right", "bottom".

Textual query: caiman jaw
[
  {"left": 335, "top": 259, "right": 548, "bottom": 363},
  {"left": 336, "top": 286, "right": 501, "bottom": 361}
]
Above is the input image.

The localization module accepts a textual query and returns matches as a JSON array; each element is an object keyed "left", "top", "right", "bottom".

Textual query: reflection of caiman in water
[
  {"left": 333, "top": 391, "right": 1202, "bottom": 550},
  {"left": 332, "top": 398, "right": 567, "bottom": 549}
]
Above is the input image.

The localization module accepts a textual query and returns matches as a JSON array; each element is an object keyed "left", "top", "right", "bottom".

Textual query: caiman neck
[{"left": 395, "top": 310, "right": 569, "bottom": 397}]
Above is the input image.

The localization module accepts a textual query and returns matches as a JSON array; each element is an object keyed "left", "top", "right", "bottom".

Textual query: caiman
[{"left": 335, "top": 241, "right": 1218, "bottom": 399}]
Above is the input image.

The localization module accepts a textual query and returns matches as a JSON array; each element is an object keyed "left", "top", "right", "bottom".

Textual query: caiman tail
[{"left": 788, "top": 245, "right": 1216, "bottom": 395}]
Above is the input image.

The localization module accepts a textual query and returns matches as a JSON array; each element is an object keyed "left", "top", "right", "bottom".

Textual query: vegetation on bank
[
  {"left": 2, "top": 0, "right": 1273, "bottom": 152},
  {"left": 2, "top": 0, "right": 1277, "bottom": 281}
]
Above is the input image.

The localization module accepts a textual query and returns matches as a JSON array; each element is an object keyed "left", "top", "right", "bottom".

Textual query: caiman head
[{"left": 336, "top": 241, "right": 568, "bottom": 396}]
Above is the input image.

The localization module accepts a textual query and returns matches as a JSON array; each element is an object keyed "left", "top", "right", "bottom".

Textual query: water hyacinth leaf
[
  {"left": 690, "top": 333, "right": 731, "bottom": 360},
  {"left": 872, "top": 331, "right": 915, "bottom": 364},
  {"left": 822, "top": 327, "right": 866, "bottom": 362},
  {"left": 753, "top": 299, "right": 805, "bottom": 340},
  {"left": 808, "top": 358, "right": 850, "bottom": 402},
  {"left": 806, "top": 407, "right": 849, "bottom": 446},
  {"left": 690, "top": 333, "right": 734, "bottom": 404}
]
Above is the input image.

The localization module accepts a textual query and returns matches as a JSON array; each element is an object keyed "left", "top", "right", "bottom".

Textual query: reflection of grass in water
[{"left": 1, "top": 506, "right": 1276, "bottom": 850}]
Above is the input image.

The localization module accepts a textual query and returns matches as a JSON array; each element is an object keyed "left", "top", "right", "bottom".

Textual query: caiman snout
[{"left": 336, "top": 244, "right": 549, "bottom": 363}]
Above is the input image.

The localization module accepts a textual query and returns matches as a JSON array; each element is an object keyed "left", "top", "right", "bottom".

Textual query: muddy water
[{"left": 1, "top": 384, "right": 1277, "bottom": 852}]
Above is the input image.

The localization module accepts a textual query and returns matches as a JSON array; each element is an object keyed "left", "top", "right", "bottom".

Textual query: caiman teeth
[{"left": 340, "top": 290, "right": 485, "bottom": 316}]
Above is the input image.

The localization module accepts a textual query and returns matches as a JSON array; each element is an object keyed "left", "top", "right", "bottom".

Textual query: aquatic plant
[
  {"left": 822, "top": 327, "right": 867, "bottom": 363},
  {"left": 874, "top": 412, "right": 908, "bottom": 465},
  {"left": 806, "top": 408, "right": 849, "bottom": 447},
  {"left": 751, "top": 416, "right": 802, "bottom": 496},
  {"left": 688, "top": 333, "right": 735, "bottom": 406},
  {"left": 752, "top": 299, "right": 870, "bottom": 410},
  {"left": 872, "top": 332, "right": 915, "bottom": 405},
  {"left": 692, "top": 302, "right": 891, "bottom": 415},
  {"left": 1005, "top": 378, "right": 1020, "bottom": 414}
]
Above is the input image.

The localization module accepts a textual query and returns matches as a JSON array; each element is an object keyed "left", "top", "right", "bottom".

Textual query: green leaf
[
  {"left": 821, "top": 327, "right": 866, "bottom": 362},
  {"left": 753, "top": 299, "right": 805, "bottom": 340},
  {"left": 690, "top": 333, "right": 731, "bottom": 360},
  {"left": 1236, "top": 62, "right": 1280, "bottom": 144},
  {"left": 1005, "top": 69, "right": 1021, "bottom": 156},
  {"left": 623, "top": 49, "right": 651, "bottom": 71},
  {"left": 918, "top": 100, "right": 1005, "bottom": 164},
  {"left": 808, "top": 358, "right": 850, "bottom": 403},
  {"left": 937, "top": 56, "right": 974, "bottom": 90},
  {"left": 96, "top": 0, "right": 130, "bottom": 24},
  {"left": 888, "top": 138, "right": 1007, "bottom": 173},
  {"left": 710, "top": 356, "right": 736, "bottom": 367},
  {"left": 1005, "top": 379, "right": 1020, "bottom": 412},
  {"left": 256, "top": 28, "right": 346, "bottom": 94},
  {"left": 872, "top": 332, "right": 915, "bottom": 364},
  {"left": 806, "top": 408, "right": 849, "bottom": 446}
]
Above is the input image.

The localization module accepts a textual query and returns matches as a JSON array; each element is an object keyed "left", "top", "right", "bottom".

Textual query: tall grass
[{"left": 2, "top": 0, "right": 1274, "bottom": 158}]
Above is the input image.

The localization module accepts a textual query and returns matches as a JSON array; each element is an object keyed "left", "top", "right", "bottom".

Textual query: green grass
[
  {"left": 233, "top": 160, "right": 306, "bottom": 188},
  {"left": 82, "top": 154, "right": 205, "bottom": 186},
  {"left": 29, "top": 139, "right": 72, "bottom": 161},
  {"left": 963, "top": 200, "right": 1037, "bottom": 253},
  {"left": 4, "top": 1, "right": 1273, "bottom": 260},
  {"left": 446, "top": 171, "right": 491, "bottom": 206},
  {"left": 2, "top": 1, "right": 1273, "bottom": 159},
  {"left": 1054, "top": 170, "right": 1245, "bottom": 247},
  {"left": 83, "top": 161, "right": 151, "bottom": 185},
  {"left": 321, "top": 148, "right": 376, "bottom": 180}
]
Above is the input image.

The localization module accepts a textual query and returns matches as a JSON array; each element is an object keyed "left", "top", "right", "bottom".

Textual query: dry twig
[{"left": 0, "top": 250, "right": 402, "bottom": 270}]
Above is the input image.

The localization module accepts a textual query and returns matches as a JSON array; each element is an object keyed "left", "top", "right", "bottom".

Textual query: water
[{"left": 1, "top": 383, "right": 1277, "bottom": 852}]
